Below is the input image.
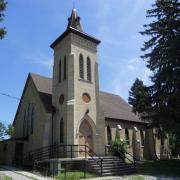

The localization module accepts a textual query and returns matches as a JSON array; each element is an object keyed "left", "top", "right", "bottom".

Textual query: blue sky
[{"left": 0, "top": 0, "right": 154, "bottom": 126}]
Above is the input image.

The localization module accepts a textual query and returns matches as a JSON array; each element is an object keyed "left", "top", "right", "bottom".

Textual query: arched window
[
  {"left": 79, "top": 54, "right": 84, "bottom": 79},
  {"left": 30, "top": 105, "right": 35, "bottom": 135},
  {"left": 63, "top": 56, "right": 66, "bottom": 80},
  {"left": 59, "top": 60, "right": 61, "bottom": 83},
  {"left": 140, "top": 130, "right": 144, "bottom": 146},
  {"left": 60, "top": 118, "right": 64, "bottom": 144},
  {"left": 87, "top": 57, "right": 91, "bottom": 81},
  {"left": 125, "top": 128, "right": 130, "bottom": 145},
  {"left": 23, "top": 109, "right": 27, "bottom": 136},
  {"left": 107, "top": 126, "right": 112, "bottom": 145}
]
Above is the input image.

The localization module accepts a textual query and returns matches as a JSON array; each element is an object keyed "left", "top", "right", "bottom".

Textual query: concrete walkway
[
  {"left": 83, "top": 175, "right": 180, "bottom": 180},
  {"left": 1, "top": 166, "right": 180, "bottom": 180},
  {"left": 0, "top": 166, "right": 53, "bottom": 180}
]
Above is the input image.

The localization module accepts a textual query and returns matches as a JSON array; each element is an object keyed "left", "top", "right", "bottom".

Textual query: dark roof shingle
[
  {"left": 30, "top": 73, "right": 142, "bottom": 123},
  {"left": 99, "top": 91, "right": 142, "bottom": 122}
]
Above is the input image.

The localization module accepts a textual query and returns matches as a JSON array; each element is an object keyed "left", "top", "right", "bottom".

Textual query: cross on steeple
[
  {"left": 67, "top": 8, "right": 83, "bottom": 32},
  {"left": 73, "top": 0, "right": 75, "bottom": 9}
]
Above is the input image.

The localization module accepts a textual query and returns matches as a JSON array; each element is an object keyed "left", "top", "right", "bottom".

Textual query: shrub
[{"left": 111, "top": 138, "right": 127, "bottom": 160}]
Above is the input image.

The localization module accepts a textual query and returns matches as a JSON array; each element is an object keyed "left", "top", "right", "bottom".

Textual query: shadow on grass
[{"left": 136, "top": 159, "right": 180, "bottom": 177}]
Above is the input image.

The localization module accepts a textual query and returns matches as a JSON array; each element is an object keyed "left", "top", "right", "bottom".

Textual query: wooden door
[{"left": 79, "top": 120, "right": 93, "bottom": 156}]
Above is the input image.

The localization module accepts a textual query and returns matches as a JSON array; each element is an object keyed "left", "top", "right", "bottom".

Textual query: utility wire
[
  {"left": 0, "top": 92, "right": 21, "bottom": 101},
  {"left": 0, "top": 92, "right": 36, "bottom": 105}
]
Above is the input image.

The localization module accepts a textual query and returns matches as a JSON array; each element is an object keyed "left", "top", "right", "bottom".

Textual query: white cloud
[
  {"left": 100, "top": 56, "right": 152, "bottom": 100},
  {"left": 140, "top": 68, "right": 152, "bottom": 84},
  {"left": 127, "top": 65, "right": 136, "bottom": 71},
  {"left": 26, "top": 54, "right": 53, "bottom": 69}
]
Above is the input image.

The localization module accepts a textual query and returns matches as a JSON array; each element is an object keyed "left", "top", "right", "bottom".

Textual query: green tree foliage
[
  {"left": 6, "top": 124, "right": 14, "bottom": 138},
  {"left": 0, "top": 0, "right": 7, "bottom": 39},
  {"left": 128, "top": 78, "right": 151, "bottom": 117},
  {"left": 169, "top": 134, "right": 180, "bottom": 156},
  {"left": 0, "top": 122, "right": 6, "bottom": 140},
  {"left": 140, "top": 0, "right": 180, "bottom": 134}
]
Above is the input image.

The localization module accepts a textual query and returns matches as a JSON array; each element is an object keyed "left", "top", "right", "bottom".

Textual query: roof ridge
[{"left": 29, "top": 72, "right": 52, "bottom": 80}]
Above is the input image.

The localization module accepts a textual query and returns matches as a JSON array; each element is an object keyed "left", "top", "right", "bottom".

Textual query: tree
[
  {"left": 0, "top": 122, "right": 6, "bottom": 140},
  {"left": 0, "top": 0, "right": 7, "bottom": 39},
  {"left": 169, "top": 134, "right": 180, "bottom": 156},
  {"left": 140, "top": 0, "right": 180, "bottom": 134},
  {"left": 6, "top": 124, "right": 14, "bottom": 138},
  {"left": 128, "top": 78, "right": 151, "bottom": 118}
]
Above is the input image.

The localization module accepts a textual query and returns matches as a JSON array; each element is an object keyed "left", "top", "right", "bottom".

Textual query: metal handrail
[
  {"left": 85, "top": 145, "right": 103, "bottom": 176},
  {"left": 24, "top": 144, "right": 104, "bottom": 176},
  {"left": 105, "top": 145, "right": 136, "bottom": 168}
]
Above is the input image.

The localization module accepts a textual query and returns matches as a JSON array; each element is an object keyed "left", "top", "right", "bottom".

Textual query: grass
[
  {"left": 0, "top": 175, "right": 13, "bottom": 180},
  {"left": 136, "top": 159, "right": 180, "bottom": 177},
  {"left": 55, "top": 171, "right": 96, "bottom": 180}
]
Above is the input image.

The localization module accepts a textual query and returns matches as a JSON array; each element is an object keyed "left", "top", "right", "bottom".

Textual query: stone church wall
[
  {"left": 13, "top": 77, "right": 51, "bottom": 154},
  {"left": 105, "top": 119, "right": 158, "bottom": 160}
]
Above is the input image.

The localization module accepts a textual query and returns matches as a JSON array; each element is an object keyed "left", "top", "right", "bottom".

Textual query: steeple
[
  {"left": 50, "top": 8, "right": 100, "bottom": 49},
  {"left": 67, "top": 8, "right": 83, "bottom": 32}
]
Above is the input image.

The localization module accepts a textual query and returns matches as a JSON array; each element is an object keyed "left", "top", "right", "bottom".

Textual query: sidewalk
[
  {"left": 81, "top": 175, "right": 180, "bottom": 180},
  {"left": 0, "top": 166, "right": 53, "bottom": 180}
]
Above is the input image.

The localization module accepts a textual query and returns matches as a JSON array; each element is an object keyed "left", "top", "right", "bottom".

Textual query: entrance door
[
  {"left": 79, "top": 120, "right": 93, "bottom": 156},
  {"left": 14, "top": 142, "right": 24, "bottom": 166}
]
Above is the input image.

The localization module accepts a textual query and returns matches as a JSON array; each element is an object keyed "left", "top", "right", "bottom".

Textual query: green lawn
[
  {"left": 136, "top": 159, "right": 180, "bottom": 177},
  {"left": 0, "top": 174, "right": 13, "bottom": 180},
  {"left": 55, "top": 171, "right": 96, "bottom": 180}
]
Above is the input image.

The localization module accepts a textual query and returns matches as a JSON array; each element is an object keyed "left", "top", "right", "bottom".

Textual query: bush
[{"left": 111, "top": 139, "right": 127, "bottom": 159}]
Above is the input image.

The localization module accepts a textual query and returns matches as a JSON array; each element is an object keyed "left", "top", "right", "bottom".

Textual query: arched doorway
[{"left": 79, "top": 120, "right": 93, "bottom": 156}]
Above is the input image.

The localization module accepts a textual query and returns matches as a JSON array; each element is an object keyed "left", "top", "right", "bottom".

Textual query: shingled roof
[
  {"left": 30, "top": 73, "right": 143, "bottom": 123},
  {"left": 99, "top": 91, "right": 142, "bottom": 123}
]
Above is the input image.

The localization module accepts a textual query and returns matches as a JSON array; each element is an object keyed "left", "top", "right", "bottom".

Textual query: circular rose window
[
  {"left": 82, "top": 93, "right": 91, "bottom": 103},
  {"left": 59, "top": 94, "right": 64, "bottom": 104}
]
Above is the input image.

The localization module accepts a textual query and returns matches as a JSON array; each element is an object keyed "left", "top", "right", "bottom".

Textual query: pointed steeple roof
[
  {"left": 67, "top": 8, "right": 83, "bottom": 32},
  {"left": 50, "top": 8, "right": 100, "bottom": 49}
]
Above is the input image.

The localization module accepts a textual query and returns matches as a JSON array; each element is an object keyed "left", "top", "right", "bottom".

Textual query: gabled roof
[
  {"left": 30, "top": 73, "right": 52, "bottom": 94},
  {"left": 13, "top": 73, "right": 52, "bottom": 126},
  {"left": 25, "top": 73, "right": 144, "bottom": 123}
]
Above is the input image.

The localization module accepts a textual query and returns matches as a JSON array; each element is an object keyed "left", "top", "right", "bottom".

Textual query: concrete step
[
  {"left": 89, "top": 164, "right": 133, "bottom": 170},
  {"left": 88, "top": 159, "right": 123, "bottom": 163},
  {"left": 87, "top": 156, "right": 136, "bottom": 177},
  {"left": 88, "top": 161, "right": 125, "bottom": 166}
]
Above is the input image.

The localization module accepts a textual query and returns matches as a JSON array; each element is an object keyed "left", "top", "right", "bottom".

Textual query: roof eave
[
  {"left": 105, "top": 117, "right": 149, "bottom": 124},
  {"left": 50, "top": 28, "right": 101, "bottom": 49}
]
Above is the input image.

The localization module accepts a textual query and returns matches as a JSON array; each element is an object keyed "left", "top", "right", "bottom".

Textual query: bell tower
[{"left": 50, "top": 9, "right": 105, "bottom": 155}]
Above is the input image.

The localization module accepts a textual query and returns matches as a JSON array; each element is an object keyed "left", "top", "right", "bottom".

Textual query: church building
[{"left": 0, "top": 9, "right": 170, "bottom": 168}]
